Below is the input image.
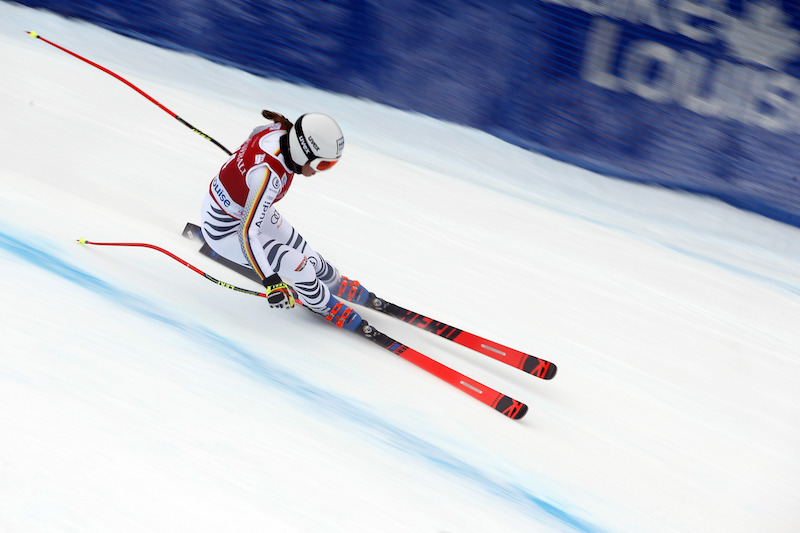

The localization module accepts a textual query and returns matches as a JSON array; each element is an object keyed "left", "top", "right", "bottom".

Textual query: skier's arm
[{"left": 239, "top": 164, "right": 282, "bottom": 281}]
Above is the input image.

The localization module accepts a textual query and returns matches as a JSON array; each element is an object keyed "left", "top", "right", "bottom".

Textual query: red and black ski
[
  {"left": 356, "top": 322, "right": 528, "bottom": 419},
  {"left": 366, "top": 296, "right": 557, "bottom": 380}
]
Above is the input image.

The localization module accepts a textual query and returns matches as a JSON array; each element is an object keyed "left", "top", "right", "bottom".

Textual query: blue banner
[
  {"left": 505, "top": 1, "right": 800, "bottom": 227},
  {"left": 12, "top": 0, "right": 800, "bottom": 227}
]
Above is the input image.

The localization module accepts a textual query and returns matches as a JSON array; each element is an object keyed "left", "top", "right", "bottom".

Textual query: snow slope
[{"left": 2, "top": 3, "right": 799, "bottom": 532}]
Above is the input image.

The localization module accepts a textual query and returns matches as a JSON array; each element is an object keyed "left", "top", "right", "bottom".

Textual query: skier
[{"left": 199, "top": 110, "right": 369, "bottom": 331}]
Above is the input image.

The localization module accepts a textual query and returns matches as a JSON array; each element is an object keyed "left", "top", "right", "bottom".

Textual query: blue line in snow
[{"left": 0, "top": 230, "right": 606, "bottom": 533}]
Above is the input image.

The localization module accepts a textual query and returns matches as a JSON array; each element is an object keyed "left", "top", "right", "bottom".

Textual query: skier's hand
[{"left": 263, "top": 273, "right": 295, "bottom": 309}]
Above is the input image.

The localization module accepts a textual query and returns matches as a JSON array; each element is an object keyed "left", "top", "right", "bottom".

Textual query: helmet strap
[
  {"left": 293, "top": 114, "right": 317, "bottom": 165},
  {"left": 280, "top": 134, "right": 304, "bottom": 174}
]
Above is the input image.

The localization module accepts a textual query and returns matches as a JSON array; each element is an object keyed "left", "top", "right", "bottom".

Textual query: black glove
[{"left": 263, "top": 273, "right": 295, "bottom": 309}]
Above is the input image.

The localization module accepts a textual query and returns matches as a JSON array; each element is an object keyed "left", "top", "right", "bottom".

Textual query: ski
[
  {"left": 356, "top": 322, "right": 528, "bottom": 419},
  {"left": 364, "top": 296, "right": 557, "bottom": 380},
  {"left": 183, "top": 222, "right": 555, "bottom": 380}
]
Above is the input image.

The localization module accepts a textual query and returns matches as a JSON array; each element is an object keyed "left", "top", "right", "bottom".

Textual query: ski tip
[
  {"left": 27, "top": 31, "right": 39, "bottom": 39},
  {"left": 182, "top": 222, "right": 202, "bottom": 239},
  {"left": 523, "top": 357, "right": 558, "bottom": 380},
  {"left": 77, "top": 238, "right": 88, "bottom": 246},
  {"left": 495, "top": 396, "right": 529, "bottom": 420}
]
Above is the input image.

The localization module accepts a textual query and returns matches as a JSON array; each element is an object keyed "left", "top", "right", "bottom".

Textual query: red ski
[
  {"left": 90, "top": 227, "right": 531, "bottom": 420},
  {"left": 357, "top": 322, "right": 528, "bottom": 419},
  {"left": 366, "top": 296, "right": 557, "bottom": 380}
]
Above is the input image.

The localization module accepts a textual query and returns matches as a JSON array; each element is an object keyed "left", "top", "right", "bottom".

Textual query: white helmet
[{"left": 288, "top": 113, "right": 344, "bottom": 171}]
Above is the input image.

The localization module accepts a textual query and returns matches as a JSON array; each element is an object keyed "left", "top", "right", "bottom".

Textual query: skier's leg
[
  {"left": 263, "top": 209, "right": 369, "bottom": 305},
  {"left": 256, "top": 207, "right": 363, "bottom": 330}
]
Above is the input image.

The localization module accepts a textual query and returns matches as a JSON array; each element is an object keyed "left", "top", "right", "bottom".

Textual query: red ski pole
[
  {"left": 28, "top": 31, "right": 232, "bottom": 155},
  {"left": 77, "top": 239, "right": 272, "bottom": 299}
]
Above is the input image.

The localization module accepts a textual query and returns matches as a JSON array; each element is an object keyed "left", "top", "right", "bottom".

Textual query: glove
[{"left": 263, "top": 273, "right": 295, "bottom": 309}]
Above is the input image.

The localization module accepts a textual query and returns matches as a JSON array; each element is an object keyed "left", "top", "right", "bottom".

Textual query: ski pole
[
  {"left": 28, "top": 31, "right": 232, "bottom": 155},
  {"left": 76, "top": 238, "right": 274, "bottom": 299},
  {"left": 77, "top": 238, "right": 529, "bottom": 419}
]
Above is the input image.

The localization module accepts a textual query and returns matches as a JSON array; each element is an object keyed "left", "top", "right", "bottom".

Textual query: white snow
[{"left": 1, "top": 3, "right": 799, "bottom": 532}]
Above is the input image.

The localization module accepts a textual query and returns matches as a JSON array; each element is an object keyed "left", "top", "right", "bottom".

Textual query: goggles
[{"left": 309, "top": 157, "right": 339, "bottom": 171}]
